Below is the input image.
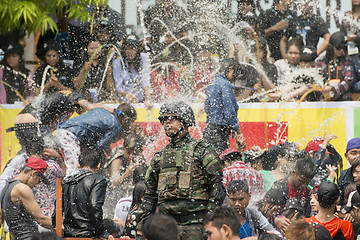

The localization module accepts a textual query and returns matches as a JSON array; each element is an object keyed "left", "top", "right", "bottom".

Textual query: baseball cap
[
  {"left": 219, "top": 148, "right": 242, "bottom": 160},
  {"left": 313, "top": 223, "right": 332, "bottom": 240},
  {"left": 329, "top": 31, "right": 347, "bottom": 46},
  {"left": 346, "top": 138, "right": 360, "bottom": 152},
  {"left": 317, "top": 181, "right": 340, "bottom": 208},
  {"left": 25, "top": 157, "right": 49, "bottom": 183},
  {"left": 305, "top": 140, "right": 331, "bottom": 154},
  {"left": 284, "top": 198, "right": 304, "bottom": 215},
  {"left": 340, "top": 190, "right": 360, "bottom": 214}
]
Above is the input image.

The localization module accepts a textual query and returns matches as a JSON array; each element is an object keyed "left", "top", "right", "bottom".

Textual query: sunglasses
[
  {"left": 335, "top": 45, "right": 347, "bottom": 50},
  {"left": 159, "top": 115, "right": 180, "bottom": 124}
]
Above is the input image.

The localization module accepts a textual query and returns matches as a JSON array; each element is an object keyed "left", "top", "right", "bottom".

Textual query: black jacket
[{"left": 60, "top": 169, "right": 107, "bottom": 238}]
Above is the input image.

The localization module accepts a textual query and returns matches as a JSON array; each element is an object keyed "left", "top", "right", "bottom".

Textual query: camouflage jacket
[{"left": 141, "top": 133, "right": 223, "bottom": 220}]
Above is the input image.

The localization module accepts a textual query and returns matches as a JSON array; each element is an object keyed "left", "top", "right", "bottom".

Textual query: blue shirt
[
  {"left": 58, "top": 108, "right": 122, "bottom": 150},
  {"left": 204, "top": 74, "right": 240, "bottom": 130},
  {"left": 239, "top": 220, "right": 252, "bottom": 239},
  {"left": 112, "top": 53, "right": 151, "bottom": 102}
]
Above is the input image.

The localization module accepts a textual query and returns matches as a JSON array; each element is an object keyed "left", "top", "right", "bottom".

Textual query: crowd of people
[
  {"left": 2, "top": 0, "right": 360, "bottom": 104},
  {"left": 1, "top": 0, "right": 360, "bottom": 240}
]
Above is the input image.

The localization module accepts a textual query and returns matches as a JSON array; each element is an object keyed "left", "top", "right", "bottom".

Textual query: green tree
[{"left": 0, "top": 0, "right": 106, "bottom": 35}]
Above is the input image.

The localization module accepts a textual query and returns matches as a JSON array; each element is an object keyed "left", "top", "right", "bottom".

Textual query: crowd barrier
[{"left": 1, "top": 101, "right": 360, "bottom": 171}]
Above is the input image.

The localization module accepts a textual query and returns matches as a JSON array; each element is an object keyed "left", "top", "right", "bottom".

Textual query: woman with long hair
[
  {"left": 33, "top": 41, "right": 73, "bottom": 95},
  {"left": 112, "top": 34, "right": 151, "bottom": 104},
  {"left": 315, "top": 31, "right": 355, "bottom": 101},
  {"left": 0, "top": 43, "right": 33, "bottom": 103}
]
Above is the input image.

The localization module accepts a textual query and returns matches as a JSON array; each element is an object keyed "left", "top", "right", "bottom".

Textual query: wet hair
[
  {"left": 227, "top": 180, "right": 249, "bottom": 194},
  {"left": 133, "top": 164, "right": 148, "bottom": 184},
  {"left": 285, "top": 220, "right": 316, "bottom": 240},
  {"left": 294, "top": 153, "right": 316, "bottom": 179},
  {"left": 278, "top": 142, "right": 299, "bottom": 161},
  {"left": 79, "top": 147, "right": 104, "bottom": 169},
  {"left": 103, "top": 219, "right": 121, "bottom": 237},
  {"left": 262, "top": 145, "right": 280, "bottom": 171},
  {"left": 130, "top": 181, "right": 146, "bottom": 209},
  {"left": 23, "top": 136, "right": 44, "bottom": 155},
  {"left": 32, "top": 232, "right": 63, "bottom": 240},
  {"left": 286, "top": 37, "right": 304, "bottom": 53},
  {"left": 344, "top": 182, "right": 358, "bottom": 205},
  {"left": 219, "top": 58, "right": 240, "bottom": 81},
  {"left": 124, "top": 134, "right": 143, "bottom": 152},
  {"left": 204, "top": 206, "right": 240, "bottom": 237},
  {"left": 352, "top": 157, "right": 360, "bottom": 172},
  {"left": 258, "top": 233, "right": 283, "bottom": 240},
  {"left": 116, "top": 103, "right": 137, "bottom": 122},
  {"left": 142, "top": 214, "right": 179, "bottom": 240}
]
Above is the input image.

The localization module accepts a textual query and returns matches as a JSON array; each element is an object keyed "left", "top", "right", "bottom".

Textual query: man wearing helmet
[{"left": 139, "top": 101, "right": 224, "bottom": 240}]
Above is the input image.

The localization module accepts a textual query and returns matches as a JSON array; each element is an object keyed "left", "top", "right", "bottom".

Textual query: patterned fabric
[
  {"left": 315, "top": 56, "right": 355, "bottom": 101},
  {"left": 55, "top": 129, "right": 80, "bottom": 176},
  {"left": 222, "top": 161, "right": 265, "bottom": 195}
]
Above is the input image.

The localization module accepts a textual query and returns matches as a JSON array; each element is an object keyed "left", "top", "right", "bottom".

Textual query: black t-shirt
[
  {"left": 289, "top": 14, "right": 329, "bottom": 48},
  {"left": 2, "top": 66, "right": 30, "bottom": 103},
  {"left": 259, "top": 9, "right": 296, "bottom": 60}
]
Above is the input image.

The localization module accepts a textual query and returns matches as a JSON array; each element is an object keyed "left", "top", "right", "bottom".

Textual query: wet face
[
  {"left": 262, "top": 202, "right": 282, "bottom": 218},
  {"left": 290, "top": 173, "right": 311, "bottom": 191},
  {"left": 28, "top": 171, "right": 44, "bottom": 188},
  {"left": 287, "top": 45, "right": 301, "bottom": 66},
  {"left": 280, "top": 0, "right": 292, "bottom": 11},
  {"left": 45, "top": 50, "right": 59, "bottom": 67},
  {"left": 197, "top": 50, "right": 212, "bottom": 64},
  {"left": 228, "top": 191, "right": 251, "bottom": 215},
  {"left": 87, "top": 41, "right": 102, "bottom": 60},
  {"left": 353, "top": 165, "right": 360, "bottom": 184},
  {"left": 205, "top": 222, "right": 226, "bottom": 240},
  {"left": 161, "top": 116, "right": 184, "bottom": 138},
  {"left": 310, "top": 193, "right": 320, "bottom": 213},
  {"left": 125, "top": 45, "right": 138, "bottom": 62},
  {"left": 334, "top": 45, "right": 346, "bottom": 58},
  {"left": 345, "top": 149, "right": 360, "bottom": 165},
  {"left": 300, "top": 60, "right": 314, "bottom": 68},
  {"left": 353, "top": 0, "right": 360, "bottom": 6},
  {"left": 6, "top": 53, "right": 20, "bottom": 69},
  {"left": 124, "top": 148, "right": 142, "bottom": 162}
]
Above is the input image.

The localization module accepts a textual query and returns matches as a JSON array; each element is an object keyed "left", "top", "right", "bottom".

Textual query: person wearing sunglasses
[
  {"left": 315, "top": 31, "right": 355, "bottom": 101},
  {"left": 138, "top": 101, "right": 224, "bottom": 240}
]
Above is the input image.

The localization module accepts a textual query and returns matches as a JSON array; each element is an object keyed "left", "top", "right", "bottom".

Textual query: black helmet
[{"left": 158, "top": 101, "right": 195, "bottom": 127}]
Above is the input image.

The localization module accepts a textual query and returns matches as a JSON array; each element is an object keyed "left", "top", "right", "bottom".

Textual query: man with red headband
[{"left": 0, "top": 157, "right": 52, "bottom": 240}]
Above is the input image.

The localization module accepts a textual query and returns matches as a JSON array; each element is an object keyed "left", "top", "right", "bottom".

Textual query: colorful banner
[{"left": 1, "top": 102, "right": 359, "bottom": 171}]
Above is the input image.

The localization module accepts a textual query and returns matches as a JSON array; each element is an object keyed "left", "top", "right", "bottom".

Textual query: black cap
[
  {"left": 313, "top": 223, "right": 332, "bottom": 240},
  {"left": 329, "top": 31, "right": 347, "bottom": 46},
  {"left": 284, "top": 198, "right": 304, "bottom": 215},
  {"left": 317, "top": 181, "right": 340, "bottom": 208},
  {"left": 340, "top": 190, "right": 360, "bottom": 214},
  {"left": 4, "top": 43, "right": 24, "bottom": 56},
  {"left": 264, "top": 188, "right": 286, "bottom": 206},
  {"left": 300, "top": 46, "right": 318, "bottom": 62}
]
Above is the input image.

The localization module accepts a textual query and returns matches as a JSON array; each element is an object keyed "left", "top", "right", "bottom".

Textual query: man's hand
[
  {"left": 344, "top": 213, "right": 354, "bottom": 222},
  {"left": 272, "top": 21, "right": 289, "bottom": 31},
  {"left": 235, "top": 131, "right": 246, "bottom": 151},
  {"left": 351, "top": 207, "right": 360, "bottom": 224},
  {"left": 274, "top": 217, "right": 291, "bottom": 234},
  {"left": 42, "top": 148, "right": 61, "bottom": 160}
]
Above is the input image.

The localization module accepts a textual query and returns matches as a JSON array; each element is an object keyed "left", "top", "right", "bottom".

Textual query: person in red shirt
[{"left": 304, "top": 181, "right": 354, "bottom": 240}]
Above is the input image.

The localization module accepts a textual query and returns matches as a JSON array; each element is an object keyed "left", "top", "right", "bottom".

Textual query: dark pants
[{"left": 203, "top": 123, "right": 231, "bottom": 156}]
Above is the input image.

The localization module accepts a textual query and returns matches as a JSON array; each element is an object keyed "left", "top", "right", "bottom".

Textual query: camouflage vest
[{"left": 157, "top": 138, "right": 209, "bottom": 201}]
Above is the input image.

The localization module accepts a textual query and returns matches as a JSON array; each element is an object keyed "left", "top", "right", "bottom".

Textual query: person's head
[
  {"left": 280, "top": 198, "right": 305, "bottom": 220},
  {"left": 20, "top": 135, "right": 44, "bottom": 156},
  {"left": 237, "top": 0, "right": 255, "bottom": 16},
  {"left": 326, "top": 31, "right": 347, "bottom": 62},
  {"left": 317, "top": 180, "right": 340, "bottom": 209},
  {"left": 219, "top": 58, "right": 243, "bottom": 83},
  {"left": 156, "top": 0, "right": 175, "bottom": 9},
  {"left": 251, "top": 36, "right": 268, "bottom": 62},
  {"left": 21, "top": 157, "right": 48, "bottom": 188},
  {"left": 262, "top": 145, "right": 280, "bottom": 171},
  {"left": 286, "top": 37, "right": 304, "bottom": 66},
  {"left": 103, "top": 219, "right": 121, "bottom": 238},
  {"left": 298, "top": 0, "right": 314, "bottom": 16},
  {"left": 277, "top": 142, "right": 299, "bottom": 175},
  {"left": 289, "top": 153, "right": 316, "bottom": 191},
  {"left": 4, "top": 43, "right": 24, "bottom": 69},
  {"left": 344, "top": 182, "right": 358, "bottom": 205},
  {"left": 86, "top": 36, "right": 102, "bottom": 60},
  {"left": 122, "top": 34, "right": 141, "bottom": 64},
  {"left": 219, "top": 148, "right": 243, "bottom": 168},
  {"left": 114, "top": 103, "right": 137, "bottom": 129},
  {"left": 285, "top": 220, "right": 316, "bottom": 240},
  {"left": 310, "top": 186, "right": 320, "bottom": 213},
  {"left": 305, "top": 139, "right": 332, "bottom": 161},
  {"left": 260, "top": 188, "right": 286, "bottom": 218},
  {"left": 131, "top": 181, "right": 146, "bottom": 209},
  {"left": 41, "top": 41, "right": 62, "bottom": 67},
  {"left": 142, "top": 214, "right": 179, "bottom": 240},
  {"left": 158, "top": 101, "right": 195, "bottom": 139},
  {"left": 341, "top": 187, "right": 360, "bottom": 215},
  {"left": 244, "top": 147, "right": 266, "bottom": 170},
  {"left": 353, "top": 0, "right": 360, "bottom": 11},
  {"left": 204, "top": 206, "right": 240, "bottom": 240},
  {"left": 352, "top": 157, "right": 360, "bottom": 184},
  {"left": 227, "top": 180, "right": 251, "bottom": 215},
  {"left": 123, "top": 134, "right": 143, "bottom": 162},
  {"left": 78, "top": 147, "right": 103, "bottom": 171},
  {"left": 300, "top": 46, "right": 317, "bottom": 68},
  {"left": 133, "top": 164, "right": 148, "bottom": 184},
  {"left": 273, "top": 0, "right": 292, "bottom": 12},
  {"left": 345, "top": 138, "right": 360, "bottom": 165}
]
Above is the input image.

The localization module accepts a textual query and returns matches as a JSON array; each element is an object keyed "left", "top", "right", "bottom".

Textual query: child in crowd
[
  {"left": 304, "top": 181, "right": 354, "bottom": 240},
  {"left": 226, "top": 180, "right": 280, "bottom": 239}
]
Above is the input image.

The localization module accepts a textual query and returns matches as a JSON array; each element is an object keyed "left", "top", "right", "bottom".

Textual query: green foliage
[{"left": 0, "top": 0, "right": 107, "bottom": 35}]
